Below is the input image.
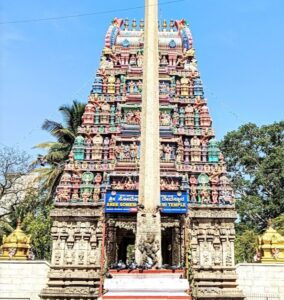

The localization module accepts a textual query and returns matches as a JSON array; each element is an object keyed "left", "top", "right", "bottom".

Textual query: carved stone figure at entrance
[{"left": 138, "top": 233, "right": 160, "bottom": 267}]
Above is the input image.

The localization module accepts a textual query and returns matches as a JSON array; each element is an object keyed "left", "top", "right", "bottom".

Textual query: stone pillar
[
  {"left": 135, "top": 0, "right": 162, "bottom": 266},
  {"left": 106, "top": 222, "right": 117, "bottom": 266}
]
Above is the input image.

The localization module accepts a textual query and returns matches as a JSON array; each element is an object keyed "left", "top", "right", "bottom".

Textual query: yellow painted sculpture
[
  {"left": 258, "top": 221, "right": 284, "bottom": 263},
  {"left": 180, "top": 76, "right": 189, "bottom": 96},
  {"left": 107, "top": 74, "right": 116, "bottom": 94},
  {"left": 0, "top": 221, "right": 31, "bottom": 260}
]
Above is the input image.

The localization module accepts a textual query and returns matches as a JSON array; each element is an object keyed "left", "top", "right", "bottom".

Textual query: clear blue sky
[{"left": 1, "top": 0, "right": 283, "bottom": 156}]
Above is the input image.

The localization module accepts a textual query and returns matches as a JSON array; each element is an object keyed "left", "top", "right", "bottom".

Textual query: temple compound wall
[
  {"left": 0, "top": 261, "right": 49, "bottom": 300},
  {"left": 236, "top": 264, "right": 284, "bottom": 300},
  {"left": 1, "top": 262, "right": 283, "bottom": 299}
]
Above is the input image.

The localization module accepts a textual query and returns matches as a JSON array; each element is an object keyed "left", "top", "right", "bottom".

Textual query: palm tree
[{"left": 35, "top": 100, "right": 86, "bottom": 200}]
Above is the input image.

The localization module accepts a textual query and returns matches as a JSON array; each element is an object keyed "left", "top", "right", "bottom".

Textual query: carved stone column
[
  {"left": 172, "top": 226, "right": 181, "bottom": 265},
  {"left": 106, "top": 223, "right": 116, "bottom": 266}
]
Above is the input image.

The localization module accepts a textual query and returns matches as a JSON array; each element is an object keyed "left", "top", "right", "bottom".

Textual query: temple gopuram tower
[{"left": 40, "top": 9, "right": 244, "bottom": 300}]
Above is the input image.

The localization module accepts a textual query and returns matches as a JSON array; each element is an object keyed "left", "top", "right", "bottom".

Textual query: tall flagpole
[{"left": 135, "top": 0, "right": 162, "bottom": 267}]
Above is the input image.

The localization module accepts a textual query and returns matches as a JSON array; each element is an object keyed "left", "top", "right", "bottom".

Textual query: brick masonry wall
[
  {"left": 236, "top": 263, "right": 284, "bottom": 299},
  {"left": 0, "top": 261, "right": 50, "bottom": 300}
]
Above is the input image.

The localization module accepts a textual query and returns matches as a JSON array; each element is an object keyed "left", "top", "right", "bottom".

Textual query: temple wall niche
[
  {"left": 106, "top": 218, "right": 137, "bottom": 265},
  {"left": 51, "top": 219, "right": 102, "bottom": 267},
  {"left": 190, "top": 218, "right": 235, "bottom": 268}
]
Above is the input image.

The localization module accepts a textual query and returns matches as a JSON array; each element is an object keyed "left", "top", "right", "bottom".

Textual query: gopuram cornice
[{"left": 188, "top": 206, "right": 237, "bottom": 219}]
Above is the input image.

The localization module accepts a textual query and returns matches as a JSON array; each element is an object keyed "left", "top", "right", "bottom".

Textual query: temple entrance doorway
[
  {"left": 116, "top": 228, "right": 135, "bottom": 264},
  {"left": 161, "top": 221, "right": 183, "bottom": 267},
  {"left": 105, "top": 218, "right": 136, "bottom": 266},
  {"left": 162, "top": 227, "right": 174, "bottom": 265}
]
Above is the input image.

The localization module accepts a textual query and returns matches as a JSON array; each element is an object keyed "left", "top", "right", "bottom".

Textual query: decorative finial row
[
  {"left": 123, "top": 19, "right": 144, "bottom": 31},
  {"left": 122, "top": 19, "right": 177, "bottom": 32},
  {"left": 162, "top": 20, "right": 175, "bottom": 32}
]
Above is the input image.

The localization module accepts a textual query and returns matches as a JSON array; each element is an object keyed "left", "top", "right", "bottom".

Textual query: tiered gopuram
[{"left": 41, "top": 18, "right": 243, "bottom": 300}]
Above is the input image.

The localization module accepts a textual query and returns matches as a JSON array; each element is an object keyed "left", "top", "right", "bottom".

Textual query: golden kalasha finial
[
  {"left": 170, "top": 20, "right": 175, "bottom": 32},
  {"left": 132, "top": 19, "right": 137, "bottom": 31},
  {"left": 124, "top": 18, "right": 129, "bottom": 30},
  {"left": 162, "top": 20, "right": 167, "bottom": 32}
]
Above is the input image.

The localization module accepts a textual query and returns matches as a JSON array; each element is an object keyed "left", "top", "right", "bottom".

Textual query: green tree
[
  {"left": 0, "top": 146, "right": 52, "bottom": 259},
  {"left": 220, "top": 122, "right": 284, "bottom": 230},
  {"left": 22, "top": 204, "right": 52, "bottom": 260},
  {"left": 0, "top": 219, "right": 13, "bottom": 242},
  {"left": 234, "top": 228, "right": 258, "bottom": 263},
  {"left": 0, "top": 146, "right": 32, "bottom": 219},
  {"left": 220, "top": 122, "right": 284, "bottom": 263},
  {"left": 35, "top": 100, "right": 86, "bottom": 200},
  {"left": 272, "top": 213, "right": 284, "bottom": 235}
]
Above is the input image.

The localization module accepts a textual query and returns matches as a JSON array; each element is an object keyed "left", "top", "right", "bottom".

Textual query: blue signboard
[
  {"left": 160, "top": 191, "right": 188, "bottom": 213},
  {"left": 105, "top": 190, "right": 188, "bottom": 214},
  {"left": 105, "top": 190, "right": 138, "bottom": 213}
]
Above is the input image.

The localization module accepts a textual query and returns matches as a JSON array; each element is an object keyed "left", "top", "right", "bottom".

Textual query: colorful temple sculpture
[
  {"left": 257, "top": 222, "right": 284, "bottom": 263},
  {"left": 0, "top": 221, "right": 32, "bottom": 260},
  {"left": 40, "top": 18, "right": 243, "bottom": 300}
]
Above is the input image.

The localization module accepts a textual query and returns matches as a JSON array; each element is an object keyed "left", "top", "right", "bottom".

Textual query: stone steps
[
  {"left": 102, "top": 294, "right": 191, "bottom": 299},
  {"left": 100, "top": 270, "right": 191, "bottom": 300}
]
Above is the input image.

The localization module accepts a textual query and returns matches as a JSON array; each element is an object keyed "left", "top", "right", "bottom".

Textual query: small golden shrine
[
  {"left": 258, "top": 221, "right": 284, "bottom": 263},
  {"left": 0, "top": 221, "right": 31, "bottom": 260}
]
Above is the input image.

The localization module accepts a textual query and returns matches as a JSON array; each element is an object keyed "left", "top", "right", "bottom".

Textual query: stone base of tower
[
  {"left": 40, "top": 266, "right": 100, "bottom": 300},
  {"left": 192, "top": 266, "right": 244, "bottom": 299},
  {"left": 188, "top": 207, "right": 244, "bottom": 300},
  {"left": 40, "top": 204, "right": 104, "bottom": 300}
]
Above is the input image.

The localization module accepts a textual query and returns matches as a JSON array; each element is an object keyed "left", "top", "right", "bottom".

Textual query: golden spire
[
  {"left": 257, "top": 221, "right": 284, "bottom": 263},
  {"left": 0, "top": 220, "right": 32, "bottom": 260}
]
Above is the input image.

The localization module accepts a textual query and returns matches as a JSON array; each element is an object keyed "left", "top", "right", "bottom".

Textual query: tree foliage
[
  {"left": 0, "top": 146, "right": 52, "bottom": 259},
  {"left": 220, "top": 121, "right": 284, "bottom": 230},
  {"left": 1, "top": 101, "right": 86, "bottom": 260},
  {"left": 220, "top": 121, "right": 284, "bottom": 263},
  {"left": 234, "top": 229, "right": 258, "bottom": 264},
  {"left": 272, "top": 213, "right": 284, "bottom": 236},
  {"left": 0, "top": 147, "right": 33, "bottom": 219},
  {"left": 34, "top": 100, "right": 86, "bottom": 200},
  {"left": 22, "top": 204, "right": 52, "bottom": 260}
]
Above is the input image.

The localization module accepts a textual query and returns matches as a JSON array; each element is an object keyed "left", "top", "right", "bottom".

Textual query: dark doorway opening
[
  {"left": 117, "top": 228, "right": 135, "bottom": 264},
  {"left": 162, "top": 227, "right": 173, "bottom": 265}
]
